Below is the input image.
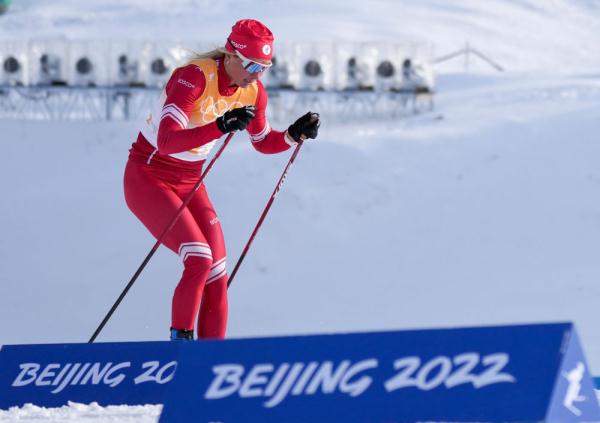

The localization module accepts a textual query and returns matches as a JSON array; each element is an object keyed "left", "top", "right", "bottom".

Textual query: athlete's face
[{"left": 224, "top": 54, "right": 267, "bottom": 88}]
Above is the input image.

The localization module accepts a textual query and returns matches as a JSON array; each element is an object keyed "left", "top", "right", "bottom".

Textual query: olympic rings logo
[{"left": 199, "top": 97, "right": 244, "bottom": 124}]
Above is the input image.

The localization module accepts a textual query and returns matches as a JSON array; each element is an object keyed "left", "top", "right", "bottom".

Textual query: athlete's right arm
[{"left": 155, "top": 64, "right": 223, "bottom": 155}]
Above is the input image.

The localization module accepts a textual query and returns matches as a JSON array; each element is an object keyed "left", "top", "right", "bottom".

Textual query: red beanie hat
[{"left": 225, "top": 19, "right": 274, "bottom": 62}]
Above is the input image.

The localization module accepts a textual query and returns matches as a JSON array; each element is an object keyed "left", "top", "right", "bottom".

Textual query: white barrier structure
[{"left": 0, "top": 39, "right": 435, "bottom": 121}]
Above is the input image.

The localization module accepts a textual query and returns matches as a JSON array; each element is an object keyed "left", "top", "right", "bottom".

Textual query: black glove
[
  {"left": 287, "top": 112, "right": 320, "bottom": 142},
  {"left": 216, "top": 106, "right": 256, "bottom": 133}
]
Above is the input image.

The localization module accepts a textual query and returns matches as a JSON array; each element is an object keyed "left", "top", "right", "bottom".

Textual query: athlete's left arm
[{"left": 246, "top": 81, "right": 296, "bottom": 154}]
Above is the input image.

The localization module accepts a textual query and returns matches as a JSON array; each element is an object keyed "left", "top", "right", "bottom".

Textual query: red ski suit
[{"left": 124, "top": 58, "right": 294, "bottom": 339}]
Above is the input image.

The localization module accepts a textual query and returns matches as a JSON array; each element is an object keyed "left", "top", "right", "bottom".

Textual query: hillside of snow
[
  {"left": 2, "top": 0, "right": 600, "bottom": 72},
  {"left": 4, "top": 71, "right": 600, "bottom": 348}
]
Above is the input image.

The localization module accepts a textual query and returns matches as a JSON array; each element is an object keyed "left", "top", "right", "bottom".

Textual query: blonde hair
[
  {"left": 166, "top": 48, "right": 234, "bottom": 81},
  {"left": 185, "top": 46, "right": 271, "bottom": 66},
  {"left": 187, "top": 47, "right": 233, "bottom": 62}
]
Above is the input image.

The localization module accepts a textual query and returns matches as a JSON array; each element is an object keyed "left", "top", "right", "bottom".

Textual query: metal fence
[{"left": 0, "top": 85, "right": 434, "bottom": 123}]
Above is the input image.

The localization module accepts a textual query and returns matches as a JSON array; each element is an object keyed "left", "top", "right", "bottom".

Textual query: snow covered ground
[
  {"left": 4, "top": 72, "right": 600, "bottom": 347},
  {"left": 1, "top": 0, "right": 600, "bottom": 420},
  {"left": 0, "top": 402, "right": 161, "bottom": 422}
]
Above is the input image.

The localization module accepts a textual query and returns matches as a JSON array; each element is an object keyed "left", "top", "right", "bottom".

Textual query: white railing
[
  {"left": 434, "top": 42, "right": 504, "bottom": 72},
  {"left": 0, "top": 85, "right": 434, "bottom": 123}
]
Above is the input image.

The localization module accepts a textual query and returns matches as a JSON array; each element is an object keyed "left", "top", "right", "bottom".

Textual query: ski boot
[{"left": 170, "top": 328, "right": 194, "bottom": 341}]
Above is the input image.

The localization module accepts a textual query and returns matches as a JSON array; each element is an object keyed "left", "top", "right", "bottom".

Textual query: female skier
[{"left": 124, "top": 19, "right": 320, "bottom": 340}]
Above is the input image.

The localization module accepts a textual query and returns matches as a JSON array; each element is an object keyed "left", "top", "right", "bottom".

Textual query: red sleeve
[
  {"left": 156, "top": 64, "right": 223, "bottom": 155},
  {"left": 246, "top": 81, "right": 295, "bottom": 154}
]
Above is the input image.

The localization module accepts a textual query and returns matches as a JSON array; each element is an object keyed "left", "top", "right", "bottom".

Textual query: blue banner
[
  {"left": 547, "top": 328, "right": 600, "bottom": 420},
  {"left": 159, "top": 323, "right": 600, "bottom": 422},
  {"left": 0, "top": 341, "right": 180, "bottom": 408},
  {"left": 1, "top": 323, "right": 598, "bottom": 422}
]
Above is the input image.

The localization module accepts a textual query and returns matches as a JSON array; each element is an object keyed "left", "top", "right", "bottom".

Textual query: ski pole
[
  {"left": 89, "top": 132, "right": 235, "bottom": 343},
  {"left": 228, "top": 139, "right": 304, "bottom": 289}
]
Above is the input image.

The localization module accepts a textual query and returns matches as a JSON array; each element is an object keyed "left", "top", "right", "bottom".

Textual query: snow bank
[{"left": 0, "top": 402, "right": 160, "bottom": 422}]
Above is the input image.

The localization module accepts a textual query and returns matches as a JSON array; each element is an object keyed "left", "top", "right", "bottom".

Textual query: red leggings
[{"left": 124, "top": 159, "right": 227, "bottom": 339}]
